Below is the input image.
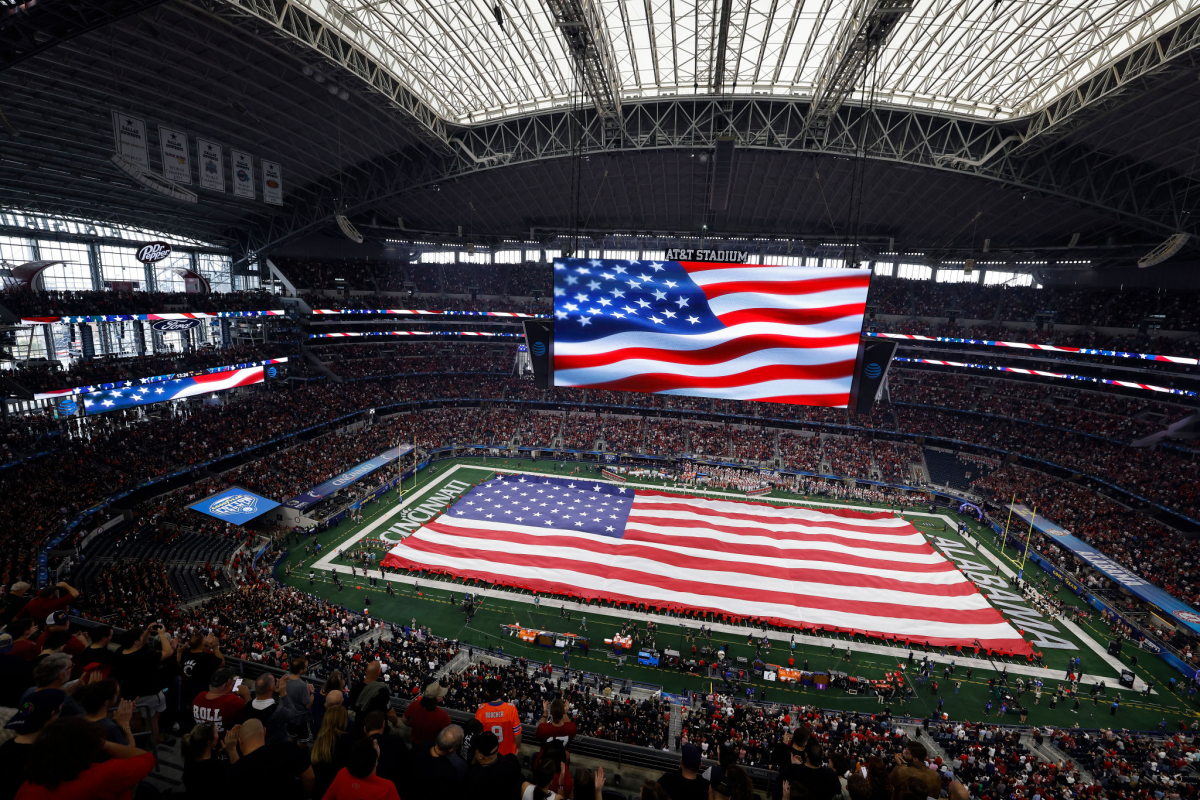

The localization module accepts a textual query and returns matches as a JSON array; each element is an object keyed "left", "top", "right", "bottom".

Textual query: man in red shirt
[
  {"left": 475, "top": 678, "right": 522, "bottom": 757},
  {"left": 402, "top": 680, "right": 451, "bottom": 744},
  {"left": 192, "top": 666, "right": 250, "bottom": 733},
  {"left": 535, "top": 698, "right": 577, "bottom": 754},
  {"left": 35, "top": 612, "right": 86, "bottom": 660},
  {"left": 323, "top": 737, "right": 400, "bottom": 800},
  {"left": 17, "top": 582, "right": 79, "bottom": 622},
  {"left": 7, "top": 618, "right": 40, "bottom": 661}
]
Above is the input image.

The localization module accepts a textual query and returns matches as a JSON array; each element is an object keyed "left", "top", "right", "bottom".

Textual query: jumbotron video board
[{"left": 552, "top": 255, "right": 872, "bottom": 407}]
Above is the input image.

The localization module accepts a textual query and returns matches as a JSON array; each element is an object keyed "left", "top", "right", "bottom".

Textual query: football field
[{"left": 276, "top": 457, "right": 1200, "bottom": 731}]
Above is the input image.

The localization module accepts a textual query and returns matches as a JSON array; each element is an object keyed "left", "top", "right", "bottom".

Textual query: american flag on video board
[
  {"left": 382, "top": 476, "right": 1029, "bottom": 653},
  {"left": 552, "top": 259, "right": 871, "bottom": 406}
]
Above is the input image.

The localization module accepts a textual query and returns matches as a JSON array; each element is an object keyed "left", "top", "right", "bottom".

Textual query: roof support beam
[
  {"left": 241, "top": 97, "right": 1200, "bottom": 258},
  {"left": 211, "top": 0, "right": 449, "bottom": 147},
  {"left": 1016, "top": 12, "right": 1200, "bottom": 153},
  {"left": 806, "top": 0, "right": 911, "bottom": 139},
  {"left": 545, "top": 0, "right": 623, "bottom": 124},
  {"left": 0, "top": 0, "right": 171, "bottom": 71}
]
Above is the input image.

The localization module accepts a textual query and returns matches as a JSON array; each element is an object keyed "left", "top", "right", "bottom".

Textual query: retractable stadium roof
[{"left": 279, "top": 0, "right": 1200, "bottom": 124}]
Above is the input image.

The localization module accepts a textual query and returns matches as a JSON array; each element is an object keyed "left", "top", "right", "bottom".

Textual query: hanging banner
[
  {"left": 231, "top": 150, "right": 255, "bottom": 199},
  {"left": 198, "top": 139, "right": 224, "bottom": 192},
  {"left": 111, "top": 111, "right": 150, "bottom": 169},
  {"left": 262, "top": 160, "right": 283, "bottom": 205},
  {"left": 158, "top": 126, "right": 191, "bottom": 184}
]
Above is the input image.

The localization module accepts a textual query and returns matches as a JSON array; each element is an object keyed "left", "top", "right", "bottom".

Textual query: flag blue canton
[
  {"left": 553, "top": 258, "right": 723, "bottom": 341},
  {"left": 81, "top": 384, "right": 171, "bottom": 412},
  {"left": 451, "top": 475, "right": 634, "bottom": 538}
]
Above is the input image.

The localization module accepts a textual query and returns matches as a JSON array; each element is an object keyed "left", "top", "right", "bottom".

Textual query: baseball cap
[
  {"left": 475, "top": 731, "right": 500, "bottom": 756},
  {"left": 46, "top": 611, "right": 67, "bottom": 627},
  {"left": 5, "top": 689, "right": 65, "bottom": 734},
  {"left": 682, "top": 742, "right": 702, "bottom": 771},
  {"left": 423, "top": 682, "right": 448, "bottom": 700}
]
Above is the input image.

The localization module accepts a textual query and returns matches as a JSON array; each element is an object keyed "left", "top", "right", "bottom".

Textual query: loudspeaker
[
  {"left": 522, "top": 320, "right": 553, "bottom": 389},
  {"left": 849, "top": 338, "right": 897, "bottom": 415}
]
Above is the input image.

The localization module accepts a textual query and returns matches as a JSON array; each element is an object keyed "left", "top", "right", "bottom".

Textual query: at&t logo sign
[{"left": 531, "top": 341, "right": 547, "bottom": 356}]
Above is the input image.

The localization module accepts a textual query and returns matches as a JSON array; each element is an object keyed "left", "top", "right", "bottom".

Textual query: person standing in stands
[
  {"left": 535, "top": 698, "right": 577, "bottom": 757},
  {"left": 464, "top": 731, "right": 523, "bottom": 800},
  {"left": 404, "top": 681, "right": 451, "bottom": 745},
  {"left": 178, "top": 632, "right": 224, "bottom": 722},
  {"left": 0, "top": 689, "right": 64, "bottom": 800},
  {"left": 475, "top": 678, "right": 522, "bottom": 757},
  {"left": 406, "top": 724, "right": 466, "bottom": 800},
  {"left": 322, "top": 736, "right": 400, "bottom": 800},
  {"left": 225, "top": 718, "right": 314, "bottom": 800},
  {"left": 15, "top": 716, "right": 155, "bottom": 800},
  {"left": 114, "top": 624, "right": 175, "bottom": 750},
  {"left": 16, "top": 582, "right": 79, "bottom": 623},
  {"left": 192, "top": 667, "right": 250, "bottom": 734},
  {"left": 349, "top": 661, "right": 391, "bottom": 733},
  {"left": 657, "top": 742, "right": 709, "bottom": 800}
]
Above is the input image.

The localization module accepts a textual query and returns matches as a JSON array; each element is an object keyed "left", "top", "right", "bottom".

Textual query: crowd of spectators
[
  {"left": 1055, "top": 727, "right": 1198, "bottom": 795},
  {"left": 823, "top": 436, "right": 874, "bottom": 480},
  {"left": 0, "top": 288, "right": 280, "bottom": 317},
  {"left": 867, "top": 276, "right": 1200, "bottom": 331},
  {"left": 873, "top": 441, "right": 921, "bottom": 484},
  {"left": 780, "top": 433, "right": 824, "bottom": 473},
  {"left": 972, "top": 464, "right": 1200, "bottom": 608},
  {"left": 8, "top": 342, "right": 295, "bottom": 393},
  {"left": 644, "top": 418, "right": 690, "bottom": 457},
  {"left": 275, "top": 257, "right": 553, "bottom": 300},
  {"left": 514, "top": 411, "right": 563, "bottom": 447},
  {"left": 326, "top": 347, "right": 512, "bottom": 380},
  {"left": 602, "top": 416, "right": 644, "bottom": 452},
  {"left": 729, "top": 426, "right": 776, "bottom": 463},
  {"left": 897, "top": 406, "right": 1200, "bottom": 518},
  {"left": 690, "top": 423, "right": 730, "bottom": 458},
  {"left": 560, "top": 412, "right": 605, "bottom": 450}
]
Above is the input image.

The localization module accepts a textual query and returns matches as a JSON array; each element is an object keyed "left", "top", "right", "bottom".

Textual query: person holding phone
[
  {"left": 114, "top": 623, "right": 176, "bottom": 750},
  {"left": 192, "top": 667, "right": 250, "bottom": 734}
]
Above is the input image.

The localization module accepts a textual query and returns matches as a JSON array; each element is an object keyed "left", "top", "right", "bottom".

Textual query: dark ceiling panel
[{"left": 376, "top": 148, "right": 1146, "bottom": 251}]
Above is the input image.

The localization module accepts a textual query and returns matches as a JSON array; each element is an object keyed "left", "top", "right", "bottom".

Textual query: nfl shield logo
[{"left": 210, "top": 493, "right": 258, "bottom": 517}]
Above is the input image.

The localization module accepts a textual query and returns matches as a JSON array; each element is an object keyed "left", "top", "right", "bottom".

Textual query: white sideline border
[{"left": 307, "top": 464, "right": 1137, "bottom": 686}]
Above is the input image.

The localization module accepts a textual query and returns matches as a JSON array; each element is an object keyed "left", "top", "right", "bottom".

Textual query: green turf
[{"left": 272, "top": 457, "right": 1200, "bottom": 732}]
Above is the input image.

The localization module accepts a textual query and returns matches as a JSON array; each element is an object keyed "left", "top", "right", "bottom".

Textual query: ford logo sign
[
  {"left": 136, "top": 241, "right": 172, "bottom": 263},
  {"left": 57, "top": 397, "right": 78, "bottom": 415},
  {"left": 864, "top": 362, "right": 882, "bottom": 379},
  {"left": 531, "top": 341, "right": 547, "bottom": 356},
  {"left": 151, "top": 318, "right": 201, "bottom": 332}
]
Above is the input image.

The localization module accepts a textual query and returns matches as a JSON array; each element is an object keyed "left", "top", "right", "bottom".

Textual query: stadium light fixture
[
  {"left": 336, "top": 214, "right": 364, "bottom": 244},
  {"left": 1137, "top": 233, "right": 1190, "bottom": 268}
]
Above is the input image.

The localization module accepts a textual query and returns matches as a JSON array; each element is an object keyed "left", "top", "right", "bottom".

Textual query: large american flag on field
[
  {"left": 552, "top": 259, "right": 871, "bottom": 407},
  {"left": 381, "top": 476, "right": 1030, "bottom": 654}
]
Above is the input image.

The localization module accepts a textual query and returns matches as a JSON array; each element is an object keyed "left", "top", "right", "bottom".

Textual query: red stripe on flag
[
  {"left": 379, "top": 548, "right": 1025, "bottom": 653},
  {"left": 715, "top": 304, "right": 867, "bottom": 327},
  {"left": 624, "top": 515, "right": 935, "bottom": 556},
  {"left": 553, "top": 332, "right": 862, "bottom": 371},
  {"left": 699, "top": 275, "right": 872, "bottom": 300},
  {"left": 397, "top": 529, "right": 1002, "bottom": 624},
  {"left": 562, "top": 362, "right": 855, "bottom": 394}
]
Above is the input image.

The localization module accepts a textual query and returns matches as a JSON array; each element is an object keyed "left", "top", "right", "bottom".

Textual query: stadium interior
[{"left": 2, "top": 1, "right": 1200, "bottom": 799}]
